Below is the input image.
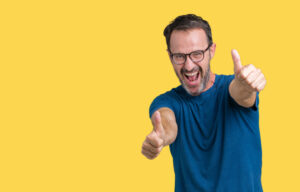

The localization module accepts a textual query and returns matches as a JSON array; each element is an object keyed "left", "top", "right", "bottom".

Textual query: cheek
[
  {"left": 173, "top": 66, "right": 182, "bottom": 75},
  {"left": 199, "top": 59, "right": 210, "bottom": 70}
]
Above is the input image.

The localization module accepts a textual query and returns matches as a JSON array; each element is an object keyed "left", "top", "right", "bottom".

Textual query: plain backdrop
[{"left": 1, "top": 0, "right": 300, "bottom": 191}]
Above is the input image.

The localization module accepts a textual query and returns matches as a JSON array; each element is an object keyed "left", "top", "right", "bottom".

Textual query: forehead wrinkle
[{"left": 170, "top": 29, "right": 208, "bottom": 53}]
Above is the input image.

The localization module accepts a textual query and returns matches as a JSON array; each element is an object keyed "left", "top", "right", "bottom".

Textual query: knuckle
[
  {"left": 257, "top": 68, "right": 261, "bottom": 73},
  {"left": 153, "top": 147, "right": 160, "bottom": 153},
  {"left": 153, "top": 142, "right": 159, "bottom": 148},
  {"left": 142, "top": 150, "right": 147, "bottom": 156},
  {"left": 147, "top": 146, "right": 155, "bottom": 153},
  {"left": 240, "top": 72, "right": 246, "bottom": 79},
  {"left": 152, "top": 137, "right": 160, "bottom": 147},
  {"left": 143, "top": 152, "right": 152, "bottom": 159},
  {"left": 146, "top": 135, "right": 152, "bottom": 141},
  {"left": 249, "top": 64, "right": 255, "bottom": 69},
  {"left": 245, "top": 77, "right": 251, "bottom": 84},
  {"left": 142, "top": 144, "right": 147, "bottom": 151},
  {"left": 158, "top": 139, "right": 164, "bottom": 146},
  {"left": 147, "top": 154, "right": 155, "bottom": 160},
  {"left": 151, "top": 148, "right": 158, "bottom": 154},
  {"left": 244, "top": 64, "right": 251, "bottom": 69},
  {"left": 141, "top": 147, "right": 147, "bottom": 153}
]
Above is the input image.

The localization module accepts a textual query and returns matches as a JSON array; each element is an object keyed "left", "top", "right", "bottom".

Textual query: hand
[
  {"left": 141, "top": 111, "right": 165, "bottom": 160},
  {"left": 231, "top": 49, "right": 266, "bottom": 92}
]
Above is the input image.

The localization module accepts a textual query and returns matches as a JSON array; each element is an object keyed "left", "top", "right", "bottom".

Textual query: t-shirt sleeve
[
  {"left": 226, "top": 75, "right": 259, "bottom": 111},
  {"left": 149, "top": 92, "right": 178, "bottom": 119},
  {"left": 229, "top": 90, "right": 259, "bottom": 111}
]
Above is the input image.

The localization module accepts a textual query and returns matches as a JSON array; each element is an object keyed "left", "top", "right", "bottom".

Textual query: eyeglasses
[{"left": 169, "top": 43, "right": 212, "bottom": 65}]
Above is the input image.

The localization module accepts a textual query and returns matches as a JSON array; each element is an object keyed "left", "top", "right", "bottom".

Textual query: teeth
[{"left": 185, "top": 71, "right": 198, "bottom": 76}]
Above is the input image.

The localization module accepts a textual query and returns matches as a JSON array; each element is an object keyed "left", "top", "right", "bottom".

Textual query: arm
[
  {"left": 229, "top": 49, "right": 266, "bottom": 108},
  {"left": 141, "top": 107, "right": 178, "bottom": 160},
  {"left": 229, "top": 78, "right": 257, "bottom": 108}
]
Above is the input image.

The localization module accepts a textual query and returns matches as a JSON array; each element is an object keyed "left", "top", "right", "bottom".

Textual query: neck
[{"left": 201, "top": 72, "right": 215, "bottom": 93}]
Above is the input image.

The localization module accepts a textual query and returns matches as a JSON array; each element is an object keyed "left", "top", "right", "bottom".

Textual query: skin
[
  {"left": 168, "top": 29, "right": 216, "bottom": 96},
  {"left": 141, "top": 109, "right": 177, "bottom": 160},
  {"left": 229, "top": 49, "right": 266, "bottom": 107},
  {"left": 141, "top": 28, "right": 266, "bottom": 160}
]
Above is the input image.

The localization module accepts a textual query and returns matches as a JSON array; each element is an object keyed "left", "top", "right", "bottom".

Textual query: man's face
[{"left": 168, "top": 28, "right": 216, "bottom": 96}]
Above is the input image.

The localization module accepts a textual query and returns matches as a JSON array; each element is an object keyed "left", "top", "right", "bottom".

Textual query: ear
[{"left": 209, "top": 43, "right": 216, "bottom": 58}]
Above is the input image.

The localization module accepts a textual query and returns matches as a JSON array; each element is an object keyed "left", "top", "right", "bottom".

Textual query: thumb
[
  {"left": 152, "top": 111, "right": 164, "bottom": 138},
  {"left": 231, "top": 49, "right": 242, "bottom": 75}
]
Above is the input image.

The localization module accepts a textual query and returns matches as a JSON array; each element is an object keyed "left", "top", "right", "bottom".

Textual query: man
[{"left": 141, "top": 14, "right": 266, "bottom": 192}]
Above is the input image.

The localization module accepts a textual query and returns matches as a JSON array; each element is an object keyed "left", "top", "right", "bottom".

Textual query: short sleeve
[
  {"left": 226, "top": 75, "right": 260, "bottom": 111},
  {"left": 149, "top": 92, "right": 178, "bottom": 119}
]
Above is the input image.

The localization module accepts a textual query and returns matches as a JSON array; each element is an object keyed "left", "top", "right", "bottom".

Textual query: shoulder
[
  {"left": 215, "top": 74, "right": 235, "bottom": 86},
  {"left": 149, "top": 86, "right": 182, "bottom": 118},
  {"left": 210, "top": 74, "right": 235, "bottom": 95},
  {"left": 218, "top": 74, "right": 260, "bottom": 111},
  {"left": 154, "top": 86, "right": 184, "bottom": 102}
]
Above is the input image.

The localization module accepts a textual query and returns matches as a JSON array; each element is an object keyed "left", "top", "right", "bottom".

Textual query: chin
[{"left": 182, "top": 83, "right": 204, "bottom": 96}]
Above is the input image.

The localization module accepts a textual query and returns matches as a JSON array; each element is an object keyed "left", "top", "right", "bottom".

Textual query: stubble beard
[{"left": 180, "top": 64, "right": 211, "bottom": 96}]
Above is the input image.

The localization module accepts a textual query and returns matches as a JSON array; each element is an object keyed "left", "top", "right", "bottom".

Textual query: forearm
[
  {"left": 142, "top": 108, "right": 178, "bottom": 160},
  {"left": 229, "top": 79, "right": 256, "bottom": 108},
  {"left": 229, "top": 50, "right": 266, "bottom": 108}
]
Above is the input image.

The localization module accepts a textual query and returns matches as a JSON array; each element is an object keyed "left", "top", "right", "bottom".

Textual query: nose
[{"left": 183, "top": 55, "right": 196, "bottom": 71}]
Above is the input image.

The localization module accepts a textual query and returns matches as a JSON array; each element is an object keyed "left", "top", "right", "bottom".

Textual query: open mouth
[{"left": 184, "top": 71, "right": 200, "bottom": 84}]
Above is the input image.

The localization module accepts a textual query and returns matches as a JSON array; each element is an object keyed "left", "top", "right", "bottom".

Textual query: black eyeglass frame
[{"left": 169, "top": 43, "right": 212, "bottom": 65}]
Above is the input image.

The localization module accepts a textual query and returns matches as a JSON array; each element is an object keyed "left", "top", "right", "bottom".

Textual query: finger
[
  {"left": 239, "top": 64, "right": 256, "bottom": 80},
  {"left": 143, "top": 141, "right": 162, "bottom": 154},
  {"left": 250, "top": 72, "right": 265, "bottom": 90},
  {"left": 231, "top": 49, "right": 242, "bottom": 75},
  {"left": 146, "top": 131, "right": 164, "bottom": 148},
  {"left": 142, "top": 142, "right": 157, "bottom": 155},
  {"left": 256, "top": 79, "right": 266, "bottom": 92},
  {"left": 148, "top": 136, "right": 163, "bottom": 148},
  {"left": 245, "top": 68, "right": 261, "bottom": 85},
  {"left": 142, "top": 149, "right": 157, "bottom": 160},
  {"left": 152, "top": 111, "right": 164, "bottom": 138},
  {"left": 142, "top": 146, "right": 157, "bottom": 156}
]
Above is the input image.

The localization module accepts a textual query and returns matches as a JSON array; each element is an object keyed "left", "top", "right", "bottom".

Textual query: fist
[
  {"left": 231, "top": 49, "right": 266, "bottom": 92},
  {"left": 142, "top": 111, "right": 165, "bottom": 160}
]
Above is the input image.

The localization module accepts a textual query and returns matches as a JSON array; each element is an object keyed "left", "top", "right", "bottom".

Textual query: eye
[
  {"left": 191, "top": 52, "right": 203, "bottom": 59},
  {"left": 192, "top": 52, "right": 202, "bottom": 56},
  {"left": 173, "top": 54, "right": 185, "bottom": 60}
]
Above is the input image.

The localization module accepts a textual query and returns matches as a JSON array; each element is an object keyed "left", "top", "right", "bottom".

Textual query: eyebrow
[{"left": 172, "top": 50, "right": 203, "bottom": 55}]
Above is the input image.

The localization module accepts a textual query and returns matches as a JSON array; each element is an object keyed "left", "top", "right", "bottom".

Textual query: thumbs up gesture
[
  {"left": 142, "top": 111, "right": 165, "bottom": 160},
  {"left": 231, "top": 49, "right": 266, "bottom": 93}
]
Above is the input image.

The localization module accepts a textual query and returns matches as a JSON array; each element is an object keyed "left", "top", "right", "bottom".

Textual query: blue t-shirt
[{"left": 149, "top": 74, "right": 263, "bottom": 192}]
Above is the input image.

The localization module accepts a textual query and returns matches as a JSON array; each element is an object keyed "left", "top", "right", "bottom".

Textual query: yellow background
[{"left": 1, "top": 0, "right": 299, "bottom": 191}]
